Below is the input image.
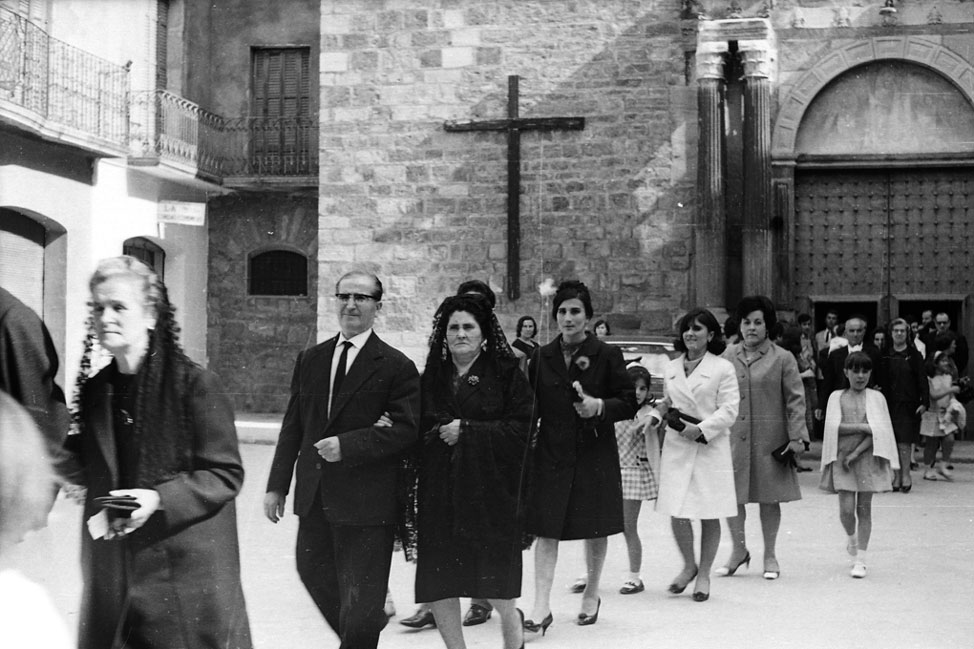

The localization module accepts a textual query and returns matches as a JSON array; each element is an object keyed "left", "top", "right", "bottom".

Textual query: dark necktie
[{"left": 330, "top": 341, "right": 352, "bottom": 415}]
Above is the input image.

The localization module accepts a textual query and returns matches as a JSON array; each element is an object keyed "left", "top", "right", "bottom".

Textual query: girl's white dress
[
  {"left": 819, "top": 388, "right": 899, "bottom": 493},
  {"left": 920, "top": 374, "right": 965, "bottom": 437},
  {"left": 615, "top": 404, "right": 661, "bottom": 500}
]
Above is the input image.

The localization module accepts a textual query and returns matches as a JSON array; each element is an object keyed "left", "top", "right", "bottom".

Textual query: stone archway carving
[{"left": 772, "top": 36, "right": 974, "bottom": 159}]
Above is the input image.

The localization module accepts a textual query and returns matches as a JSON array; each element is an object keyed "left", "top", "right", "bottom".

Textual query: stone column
[
  {"left": 740, "top": 40, "right": 775, "bottom": 297},
  {"left": 693, "top": 41, "right": 729, "bottom": 312}
]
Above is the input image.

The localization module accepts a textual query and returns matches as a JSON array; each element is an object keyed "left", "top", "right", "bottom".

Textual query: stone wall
[
  {"left": 319, "top": 0, "right": 696, "bottom": 363},
  {"left": 207, "top": 194, "right": 318, "bottom": 412}
]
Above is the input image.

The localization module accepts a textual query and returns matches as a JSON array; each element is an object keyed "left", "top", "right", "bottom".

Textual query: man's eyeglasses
[{"left": 335, "top": 293, "right": 378, "bottom": 304}]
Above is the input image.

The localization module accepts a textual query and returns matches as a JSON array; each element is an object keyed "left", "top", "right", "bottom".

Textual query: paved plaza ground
[{"left": 7, "top": 418, "right": 974, "bottom": 649}]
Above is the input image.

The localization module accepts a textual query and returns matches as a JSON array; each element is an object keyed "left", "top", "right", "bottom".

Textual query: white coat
[{"left": 656, "top": 352, "right": 740, "bottom": 519}]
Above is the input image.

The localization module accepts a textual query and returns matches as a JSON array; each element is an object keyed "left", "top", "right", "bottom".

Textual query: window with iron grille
[
  {"left": 249, "top": 249, "right": 308, "bottom": 296},
  {"left": 250, "top": 47, "right": 311, "bottom": 175},
  {"left": 123, "top": 237, "right": 166, "bottom": 282}
]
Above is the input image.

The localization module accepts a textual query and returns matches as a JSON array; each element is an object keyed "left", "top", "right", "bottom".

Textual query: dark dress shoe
[
  {"left": 462, "top": 603, "right": 493, "bottom": 626},
  {"left": 399, "top": 608, "right": 436, "bottom": 629}
]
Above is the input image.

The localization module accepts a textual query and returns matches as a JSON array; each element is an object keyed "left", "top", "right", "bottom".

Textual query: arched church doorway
[{"left": 790, "top": 60, "right": 974, "bottom": 359}]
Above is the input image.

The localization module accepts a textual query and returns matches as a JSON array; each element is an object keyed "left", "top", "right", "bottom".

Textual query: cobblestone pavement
[{"left": 7, "top": 421, "right": 973, "bottom": 649}]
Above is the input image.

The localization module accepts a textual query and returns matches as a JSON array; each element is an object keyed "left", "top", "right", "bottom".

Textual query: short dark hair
[
  {"left": 797, "top": 313, "right": 812, "bottom": 325},
  {"left": 551, "top": 280, "right": 594, "bottom": 320},
  {"left": 335, "top": 271, "right": 383, "bottom": 300},
  {"left": 457, "top": 279, "right": 496, "bottom": 309},
  {"left": 778, "top": 324, "right": 804, "bottom": 358},
  {"left": 593, "top": 319, "right": 611, "bottom": 335},
  {"left": 844, "top": 351, "right": 873, "bottom": 372},
  {"left": 736, "top": 295, "right": 777, "bottom": 338},
  {"left": 674, "top": 308, "right": 727, "bottom": 356},
  {"left": 516, "top": 315, "right": 537, "bottom": 338}
]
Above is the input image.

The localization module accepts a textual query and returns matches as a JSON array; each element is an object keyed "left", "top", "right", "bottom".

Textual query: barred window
[
  {"left": 249, "top": 249, "right": 308, "bottom": 296},
  {"left": 123, "top": 237, "right": 166, "bottom": 282}
]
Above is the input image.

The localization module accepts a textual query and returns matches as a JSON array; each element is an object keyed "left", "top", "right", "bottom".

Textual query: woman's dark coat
[
  {"left": 526, "top": 333, "right": 636, "bottom": 540},
  {"left": 415, "top": 355, "right": 533, "bottom": 601},
  {"left": 66, "top": 363, "right": 252, "bottom": 649}
]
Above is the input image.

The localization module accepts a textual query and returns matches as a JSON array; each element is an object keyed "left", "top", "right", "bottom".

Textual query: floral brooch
[
  {"left": 467, "top": 374, "right": 480, "bottom": 386},
  {"left": 574, "top": 355, "right": 591, "bottom": 371}
]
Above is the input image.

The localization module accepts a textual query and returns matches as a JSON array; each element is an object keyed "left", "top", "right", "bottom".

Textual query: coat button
[{"left": 316, "top": 462, "right": 322, "bottom": 470}]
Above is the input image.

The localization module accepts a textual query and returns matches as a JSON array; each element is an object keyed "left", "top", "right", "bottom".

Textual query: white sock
[
  {"left": 847, "top": 533, "right": 858, "bottom": 555},
  {"left": 856, "top": 549, "right": 868, "bottom": 565},
  {"left": 628, "top": 572, "right": 641, "bottom": 582}
]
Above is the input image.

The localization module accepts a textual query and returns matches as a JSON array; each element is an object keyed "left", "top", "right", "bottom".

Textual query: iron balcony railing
[
  {"left": 131, "top": 90, "right": 318, "bottom": 180},
  {"left": 0, "top": 7, "right": 129, "bottom": 149}
]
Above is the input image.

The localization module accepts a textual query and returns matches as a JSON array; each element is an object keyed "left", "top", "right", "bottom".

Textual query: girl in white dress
[{"left": 820, "top": 352, "right": 899, "bottom": 578}]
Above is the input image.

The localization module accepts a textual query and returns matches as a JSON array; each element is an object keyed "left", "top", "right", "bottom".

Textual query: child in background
[
  {"left": 921, "top": 351, "right": 964, "bottom": 481},
  {"left": 819, "top": 352, "right": 899, "bottom": 579},
  {"left": 614, "top": 365, "right": 662, "bottom": 594}
]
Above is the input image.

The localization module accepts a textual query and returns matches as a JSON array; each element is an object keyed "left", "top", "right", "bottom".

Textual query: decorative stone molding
[
  {"left": 739, "top": 40, "right": 775, "bottom": 80},
  {"left": 771, "top": 37, "right": 974, "bottom": 159},
  {"left": 696, "top": 41, "right": 730, "bottom": 80}
]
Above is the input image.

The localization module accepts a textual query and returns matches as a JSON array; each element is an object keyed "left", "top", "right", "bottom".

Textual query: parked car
[{"left": 603, "top": 335, "right": 680, "bottom": 401}]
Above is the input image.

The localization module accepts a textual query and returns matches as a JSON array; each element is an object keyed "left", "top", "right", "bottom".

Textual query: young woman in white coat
[{"left": 655, "top": 308, "right": 740, "bottom": 602}]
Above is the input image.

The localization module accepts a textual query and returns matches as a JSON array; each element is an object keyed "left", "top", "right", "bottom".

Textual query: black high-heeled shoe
[
  {"left": 668, "top": 568, "right": 698, "bottom": 594},
  {"left": 577, "top": 597, "right": 601, "bottom": 626},
  {"left": 399, "top": 607, "right": 436, "bottom": 629},
  {"left": 523, "top": 612, "right": 553, "bottom": 636},
  {"left": 714, "top": 551, "right": 751, "bottom": 577}
]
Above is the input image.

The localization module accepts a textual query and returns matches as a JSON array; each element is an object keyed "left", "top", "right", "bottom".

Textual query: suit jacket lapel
[
  {"left": 540, "top": 339, "right": 570, "bottom": 383},
  {"left": 326, "top": 333, "right": 381, "bottom": 428}
]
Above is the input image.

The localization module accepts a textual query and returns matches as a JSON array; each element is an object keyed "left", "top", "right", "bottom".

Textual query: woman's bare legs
[
  {"left": 429, "top": 598, "right": 466, "bottom": 649},
  {"left": 486, "top": 598, "right": 524, "bottom": 649},
  {"left": 669, "top": 517, "right": 698, "bottom": 588},
  {"left": 759, "top": 503, "right": 782, "bottom": 574},
  {"left": 694, "top": 519, "right": 720, "bottom": 597},
  {"left": 721, "top": 504, "right": 749, "bottom": 569},
  {"left": 581, "top": 537, "right": 607, "bottom": 616},
  {"left": 529, "top": 537, "right": 559, "bottom": 622}
]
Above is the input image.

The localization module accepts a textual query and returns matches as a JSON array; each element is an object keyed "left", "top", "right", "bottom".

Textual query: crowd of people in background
[{"left": 2, "top": 263, "right": 970, "bottom": 649}]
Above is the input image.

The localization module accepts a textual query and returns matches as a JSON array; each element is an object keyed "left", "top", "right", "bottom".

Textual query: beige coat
[
  {"left": 656, "top": 352, "right": 739, "bottom": 519},
  {"left": 724, "top": 339, "right": 808, "bottom": 504}
]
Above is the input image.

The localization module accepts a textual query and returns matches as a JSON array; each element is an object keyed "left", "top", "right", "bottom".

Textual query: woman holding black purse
[
  {"left": 655, "top": 308, "right": 739, "bottom": 602},
  {"left": 718, "top": 296, "right": 808, "bottom": 581}
]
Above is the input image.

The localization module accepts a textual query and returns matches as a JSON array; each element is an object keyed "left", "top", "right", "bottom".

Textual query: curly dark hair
[
  {"left": 674, "top": 308, "right": 727, "bottom": 356},
  {"left": 551, "top": 280, "right": 594, "bottom": 320},
  {"left": 77, "top": 256, "right": 197, "bottom": 488},
  {"left": 593, "top": 319, "right": 611, "bottom": 336}
]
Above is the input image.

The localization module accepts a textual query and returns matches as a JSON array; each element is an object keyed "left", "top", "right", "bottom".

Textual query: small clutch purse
[
  {"left": 93, "top": 495, "right": 140, "bottom": 513},
  {"left": 771, "top": 441, "right": 797, "bottom": 467}
]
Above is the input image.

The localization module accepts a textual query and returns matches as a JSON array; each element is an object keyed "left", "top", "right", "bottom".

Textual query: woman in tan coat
[{"left": 718, "top": 296, "right": 808, "bottom": 580}]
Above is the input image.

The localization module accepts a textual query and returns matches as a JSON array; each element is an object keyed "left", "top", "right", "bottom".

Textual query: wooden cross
[{"left": 444, "top": 75, "right": 585, "bottom": 300}]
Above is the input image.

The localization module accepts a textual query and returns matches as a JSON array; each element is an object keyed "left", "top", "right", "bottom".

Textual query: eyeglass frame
[{"left": 334, "top": 293, "right": 379, "bottom": 304}]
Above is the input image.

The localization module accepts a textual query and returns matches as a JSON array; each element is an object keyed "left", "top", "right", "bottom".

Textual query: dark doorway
[{"left": 812, "top": 301, "right": 879, "bottom": 335}]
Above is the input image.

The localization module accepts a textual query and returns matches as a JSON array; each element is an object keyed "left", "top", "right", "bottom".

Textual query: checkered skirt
[{"left": 616, "top": 417, "right": 659, "bottom": 500}]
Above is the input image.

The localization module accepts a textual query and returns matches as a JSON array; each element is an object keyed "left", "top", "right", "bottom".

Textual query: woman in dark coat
[
  {"left": 416, "top": 294, "right": 533, "bottom": 649},
  {"left": 876, "top": 318, "right": 929, "bottom": 492},
  {"left": 65, "top": 256, "right": 251, "bottom": 649},
  {"left": 524, "top": 280, "right": 636, "bottom": 632}
]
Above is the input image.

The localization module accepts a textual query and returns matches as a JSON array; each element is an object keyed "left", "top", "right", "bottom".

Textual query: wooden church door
[{"left": 793, "top": 167, "right": 974, "bottom": 330}]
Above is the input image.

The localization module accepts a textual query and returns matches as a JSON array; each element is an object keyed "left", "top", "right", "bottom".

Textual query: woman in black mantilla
[
  {"left": 524, "top": 280, "right": 636, "bottom": 632},
  {"left": 415, "top": 294, "right": 534, "bottom": 649},
  {"left": 64, "top": 256, "right": 251, "bottom": 649}
]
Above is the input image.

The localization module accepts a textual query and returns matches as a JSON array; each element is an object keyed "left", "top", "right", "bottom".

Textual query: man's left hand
[{"left": 314, "top": 437, "right": 342, "bottom": 462}]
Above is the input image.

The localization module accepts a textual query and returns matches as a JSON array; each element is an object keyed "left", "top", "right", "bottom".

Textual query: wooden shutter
[{"left": 156, "top": 0, "right": 168, "bottom": 90}]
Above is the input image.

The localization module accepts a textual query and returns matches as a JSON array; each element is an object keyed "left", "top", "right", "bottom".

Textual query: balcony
[
  {"left": 0, "top": 7, "right": 129, "bottom": 156},
  {"left": 130, "top": 90, "right": 318, "bottom": 189}
]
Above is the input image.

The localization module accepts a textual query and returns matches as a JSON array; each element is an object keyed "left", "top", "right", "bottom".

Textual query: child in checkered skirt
[{"left": 614, "top": 365, "right": 663, "bottom": 594}]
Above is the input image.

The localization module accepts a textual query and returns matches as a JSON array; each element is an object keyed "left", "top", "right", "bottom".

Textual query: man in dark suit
[
  {"left": 264, "top": 271, "right": 420, "bottom": 649},
  {"left": 816, "top": 315, "right": 881, "bottom": 420}
]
